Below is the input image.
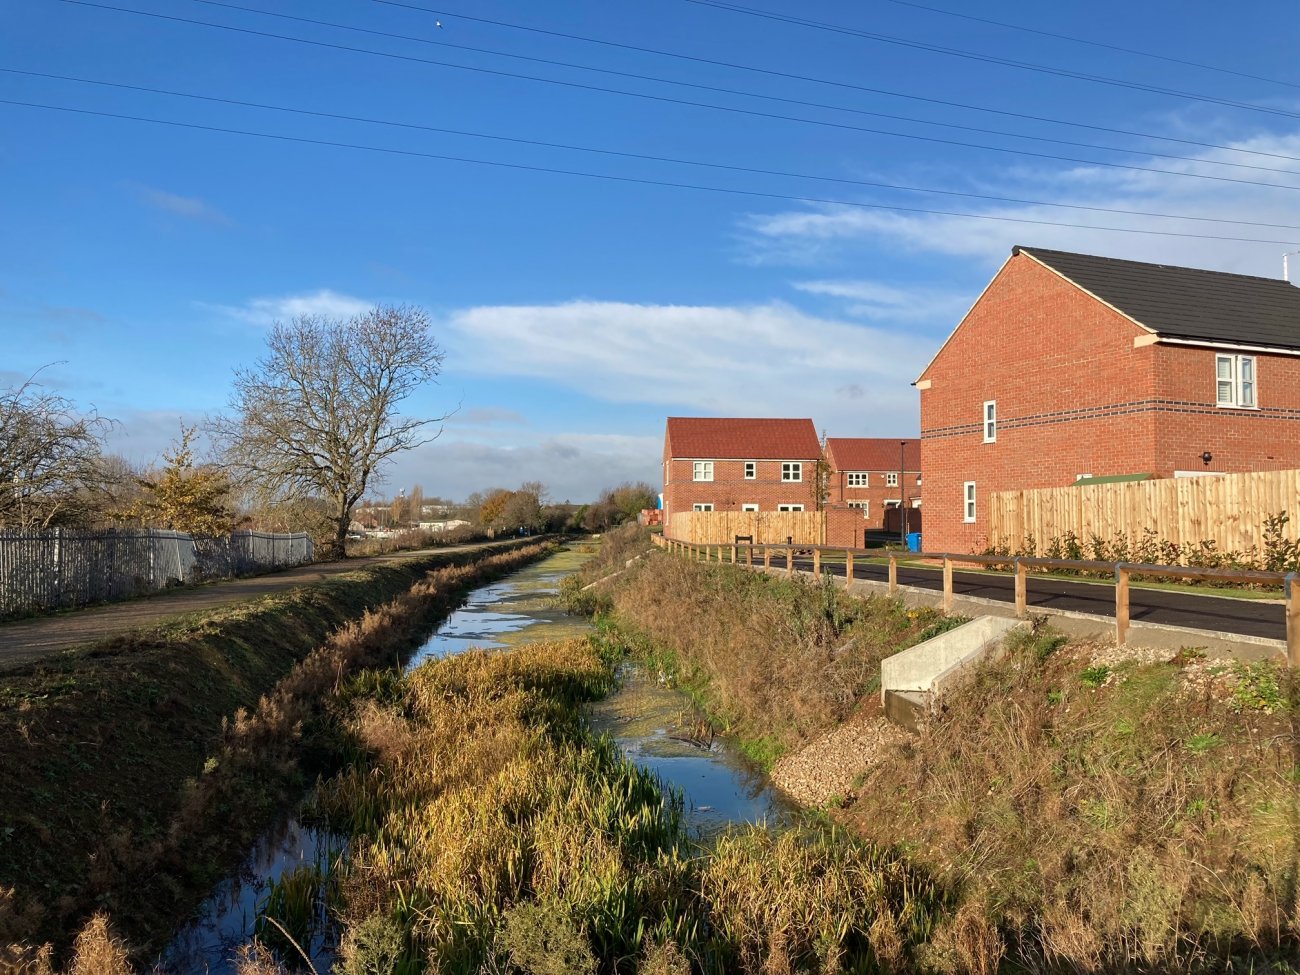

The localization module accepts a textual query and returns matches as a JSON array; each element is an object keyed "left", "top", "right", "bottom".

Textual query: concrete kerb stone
[{"left": 751, "top": 563, "right": 1285, "bottom": 663}]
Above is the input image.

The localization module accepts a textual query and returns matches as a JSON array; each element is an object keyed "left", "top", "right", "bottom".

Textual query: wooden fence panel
[
  {"left": 988, "top": 468, "right": 1300, "bottom": 554},
  {"left": 667, "top": 511, "right": 827, "bottom": 545}
]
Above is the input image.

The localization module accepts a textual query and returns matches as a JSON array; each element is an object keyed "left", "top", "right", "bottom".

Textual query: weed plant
[{"left": 309, "top": 637, "right": 945, "bottom": 975}]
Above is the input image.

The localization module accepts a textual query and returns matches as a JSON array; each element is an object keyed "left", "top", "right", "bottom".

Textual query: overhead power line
[
  {"left": 5, "top": 96, "right": 1300, "bottom": 246},
  {"left": 371, "top": 0, "right": 1300, "bottom": 165},
  {"left": 11, "top": 65, "right": 1300, "bottom": 231},
  {"left": 50, "top": 0, "right": 1300, "bottom": 195},
  {"left": 682, "top": 0, "right": 1300, "bottom": 123},
  {"left": 877, "top": 0, "right": 1300, "bottom": 92},
  {"left": 164, "top": 0, "right": 1300, "bottom": 180}
]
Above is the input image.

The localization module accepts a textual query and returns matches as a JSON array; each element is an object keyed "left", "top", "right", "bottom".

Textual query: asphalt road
[{"left": 759, "top": 552, "right": 1287, "bottom": 642}]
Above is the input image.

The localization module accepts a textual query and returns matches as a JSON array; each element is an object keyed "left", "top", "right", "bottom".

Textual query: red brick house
[
  {"left": 918, "top": 245, "right": 1300, "bottom": 553},
  {"left": 825, "top": 438, "right": 922, "bottom": 529},
  {"left": 661, "top": 417, "right": 822, "bottom": 519}
]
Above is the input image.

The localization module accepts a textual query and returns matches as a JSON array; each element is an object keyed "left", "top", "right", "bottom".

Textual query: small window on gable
[
  {"left": 847, "top": 472, "right": 868, "bottom": 487},
  {"left": 963, "top": 482, "right": 977, "bottom": 523},
  {"left": 1216, "top": 354, "right": 1256, "bottom": 408},
  {"left": 781, "top": 462, "right": 802, "bottom": 482},
  {"left": 692, "top": 461, "right": 714, "bottom": 481},
  {"left": 692, "top": 503, "right": 713, "bottom": 512},
  {"left": 777, "top": 503, "right": 804, "bottom": 512},
  {"left": 983, "top": 400, "right": 997, "bottom": 442},
  {"left": 744, "top": 461, "right": 756, "bottom": 480}
]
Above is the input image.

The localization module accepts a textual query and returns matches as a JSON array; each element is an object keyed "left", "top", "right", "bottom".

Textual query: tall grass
[
  {"left": 606, "top": 555, "right": 953, "bottom": 763},
  {"left": 311, "top": 636, "right": 945, "bottom": 974},
  {"left": 1, "top": 541, "right": 556, "bottom": 967}
]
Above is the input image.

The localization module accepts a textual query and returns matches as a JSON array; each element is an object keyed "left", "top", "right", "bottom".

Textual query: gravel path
[
  {"left": 771, "top": 713, "right": 909, "bottom": 807},
  {"left": 0, "top": 539, "right": 523, "bottom": 671}
]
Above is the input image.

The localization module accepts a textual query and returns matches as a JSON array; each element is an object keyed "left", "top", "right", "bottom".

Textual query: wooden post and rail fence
[{"left": 650, "top": 533, "right": 1300, "bottom": 667}]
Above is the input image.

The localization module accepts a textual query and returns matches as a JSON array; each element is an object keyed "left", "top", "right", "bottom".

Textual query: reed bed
[{"left": 309, "top": 636, "right": 945, "bottom": 975}]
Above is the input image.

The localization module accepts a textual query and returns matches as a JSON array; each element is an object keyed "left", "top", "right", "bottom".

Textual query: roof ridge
[{"left": 1014, "top": 244, "right": 1291, "bottom": 286}]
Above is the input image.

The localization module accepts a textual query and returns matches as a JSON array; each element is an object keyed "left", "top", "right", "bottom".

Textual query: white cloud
[
  {"left": 742, "top": 130, "right": 1300, "bottom": 275},
  {"left": 132, "top": 186, "right": 231, "bottom": 225},
  {"left": 792, "top": 279, "right": 971, "bottom": 321},
  {"left": 446, "top": 300, "right": 926, "bottom": 438},
  {"left": 214, "top": 289, "right": 375, "bottom": 326}
]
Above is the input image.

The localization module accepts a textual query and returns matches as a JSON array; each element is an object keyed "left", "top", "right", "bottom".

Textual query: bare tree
[
  {"left": 211, "top": 306, "right": 450, "bottom": 558},
  {"left": 0, "top": 371, "right": 114, "bottom": 528}
]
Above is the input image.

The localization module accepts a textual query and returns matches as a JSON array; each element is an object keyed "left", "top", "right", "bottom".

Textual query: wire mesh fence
[{"left": 0, "top": 528, "right": 314, "bottom": 619}]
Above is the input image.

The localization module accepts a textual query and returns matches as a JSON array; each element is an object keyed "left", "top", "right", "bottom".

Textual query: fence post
[
  {"left": 943, "top": 556, "right": 953, "bottom": 613},
  {"left": 1115, "top": 564, "right": 1130, "bottom": 646},
  {"left": 1014, "top": 558, "right": 1027, "bottom": 618},
  {"left": 1286, "top": 572, "right": 1299, "bottom": 669},
  {"left": 812, "top": 548, "right": 821, "bottom": 577},
  {"left": 888, "top": 552, "right": 898, "bottom": 595},
  {"left": 764, "top": 547, "right": 772, "bottom": 571},
  {"left": 845, "top": 549, "right": 854, "bottom": 583},
  {"left": 787, "top": 547, "right": 795, "bottom": 578},
  {"left": 746, "top": 545, "right": 753, "bottom": 567}
]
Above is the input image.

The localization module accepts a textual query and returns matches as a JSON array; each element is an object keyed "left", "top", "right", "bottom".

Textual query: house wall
[
  {"left": 1150, "top": 344, "right": 1300, "bottom": 475},
  {"left": 919, "top": 254, "right": 1159, "bottom": 553},
  {"left": 662, "top": 458, "right": 821, "bottom": 521}
]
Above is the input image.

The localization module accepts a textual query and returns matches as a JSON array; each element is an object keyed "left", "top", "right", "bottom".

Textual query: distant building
[
  {"left": 825, "top": 438, "right": 921, "bottom": 530},
  {"left": 661, "top": 417, "right": 822, "bottom": 521}
]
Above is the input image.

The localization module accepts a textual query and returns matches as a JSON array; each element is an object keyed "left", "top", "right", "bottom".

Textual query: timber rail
[{"left": 652, "top": 535, "right": 1300, "bottom": 666}]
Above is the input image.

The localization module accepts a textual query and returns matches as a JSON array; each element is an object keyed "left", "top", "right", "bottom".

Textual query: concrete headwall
[{"left": 881, "top": 615, "right": 1026, "bottom": 705}]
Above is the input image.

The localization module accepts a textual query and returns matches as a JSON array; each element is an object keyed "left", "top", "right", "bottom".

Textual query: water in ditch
[{"left": 159, "top": 541, "right": 791, "bottom": 972}]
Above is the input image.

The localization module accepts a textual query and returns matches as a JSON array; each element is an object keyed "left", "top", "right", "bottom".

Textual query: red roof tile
[
  {"left": 826, "top": 438, "right": 920, "bottom": 472},
  {"left": 665, "top": 417, "right": 820, "bottom": 460}
]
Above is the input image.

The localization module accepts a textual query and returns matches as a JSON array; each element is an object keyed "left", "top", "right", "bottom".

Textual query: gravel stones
[{"left": 770, "top": 715, "right": 908, "bottom": 807}]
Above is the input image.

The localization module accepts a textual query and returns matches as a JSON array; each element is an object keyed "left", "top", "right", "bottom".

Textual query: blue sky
[{"left": 4, "top": 0, "right": 1300, "bottom": 502}]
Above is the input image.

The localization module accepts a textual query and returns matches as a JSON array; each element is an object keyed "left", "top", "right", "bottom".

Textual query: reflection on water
[
  {"left": 589, "top": 665, "right": 794, "bottom": 837},
  {"left": 158, "top": 819, "right": 340, "bottom": 974},
  {"left": 159, "top": 541, "right": 790, "bottom": 971}
]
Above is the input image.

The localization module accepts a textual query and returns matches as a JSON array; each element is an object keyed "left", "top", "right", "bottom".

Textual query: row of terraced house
[{"left": 663, "top": 245, "right": 1300, "bottom": 551}]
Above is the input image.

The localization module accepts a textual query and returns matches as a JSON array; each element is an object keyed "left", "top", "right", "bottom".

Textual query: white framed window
[
  {"left": 885, "top": 472, "right": 899, "bottom": 487},
  {"left": 847, "top": 500, "right": 870, "bottom": 518},
  {"left": 846, "top": 472, "right": 868, "bottom": 487},
  {"left": 692, "top": 461, "right": 714, "bottom": 481},
  {"left": 963, "top": 482, "right": 976, "bottom": 523},
  {"left": 692, "top": 503, "right": 714, "bottom": 512},
  {"left": 983, "top": 400, "right": 997, "bottom": 442},
  {"left": 777, "top": 503, "right": 804, "bottom": 512},
  {"left": 743, "top": 461, "right": 756, "bottom": 479},
  {"left": 781, "top": 462, "right": 802, "bottom": 482},
  {"left": 1216, "top": 354, "right": 1256, "bottom": 408},
  {"left": 916, "top": 474, "right": 922, "bottom": 486},
  {"left": 741, "top": 503, "right": 759, "bottom": 512}
]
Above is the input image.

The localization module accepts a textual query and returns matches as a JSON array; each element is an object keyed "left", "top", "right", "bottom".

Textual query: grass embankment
[
  {"left": 296, "top": 637, "right": 944, "bottom": 974},
  {"left": 600, "top": 547, "right": 1300, "bottom": 972},
  {"left": 0, "top": 539, "right": 554, "bottom": 965}
]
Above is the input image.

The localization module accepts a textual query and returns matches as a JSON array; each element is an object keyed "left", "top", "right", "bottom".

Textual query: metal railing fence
[{"left": 0, "top": 528, "right": 313, "bottom": 618}]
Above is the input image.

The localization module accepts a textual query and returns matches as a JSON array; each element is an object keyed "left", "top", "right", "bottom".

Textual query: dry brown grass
[
  {"left": 2, "top": 542, "right": 555, "bottom": 968},
  {"left": 609, "top": 554, "right": 952, "bottom": 763},
  {"left": 846, "top": 636, "right": 1300, "bottom": 971}
]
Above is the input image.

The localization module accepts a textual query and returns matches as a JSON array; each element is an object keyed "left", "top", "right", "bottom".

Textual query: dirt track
[{"left": 0, "top": 540, "right": 519, "bottom": 671}]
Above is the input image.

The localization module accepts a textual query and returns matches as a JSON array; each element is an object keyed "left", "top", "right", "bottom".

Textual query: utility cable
[
  {"left": 876, "top": 0, "right": 1300, "bottom": 92},
  {"left": 11, "top": 65, "right": 1300, "bottom": 231},
  {"left": 371, "top": 0, "right": 1300, "bottom": 165},
  {"left": 151, "top": 0, "right": 1300, "bottom": 180},
  {"left": 5, "top": 96, "right": 1300, "bottom": 245},
  {"left": 48, "top": 1, "right": 1300, "bottom": 194},
  {"left": 683, "top": 0, "right": 1300, "bottom": 124}
]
